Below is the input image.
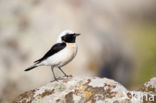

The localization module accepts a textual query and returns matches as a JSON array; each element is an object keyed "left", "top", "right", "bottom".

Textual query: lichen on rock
[
  {"left": 138, "top": 77, "right": 156, "bottom": 92},
  {"left": 13, "top": 77, "right": 156, "bottom": 103}
]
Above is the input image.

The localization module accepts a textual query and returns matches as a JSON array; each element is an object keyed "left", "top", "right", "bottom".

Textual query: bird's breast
[
  {"left": 66, "top": 43, "right": 77, "bottom": 56},
  {"left": 58, "top": 43, "right": 77, "bottom": 66}
]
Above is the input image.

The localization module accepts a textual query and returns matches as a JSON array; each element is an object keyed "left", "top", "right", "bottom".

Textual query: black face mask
[{"left": 62, "top": 33, "right": 80, "bottom": 43}]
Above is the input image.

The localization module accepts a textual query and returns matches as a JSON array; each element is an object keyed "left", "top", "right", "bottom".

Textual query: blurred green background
[{"left": 0, "top": 0, "right": 156, "bottom": 102}]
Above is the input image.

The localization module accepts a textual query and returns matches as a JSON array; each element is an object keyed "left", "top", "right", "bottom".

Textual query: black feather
[
  {"left": 24, "top": 65, "right": 37, "bottom": 71},
  {"left": 34, "top": 43, "right": 66, "bottom": 63}
]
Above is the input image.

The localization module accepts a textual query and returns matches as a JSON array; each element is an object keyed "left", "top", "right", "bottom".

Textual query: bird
[{"left": 25, "top": 30, "right": 80, "bottom": 81}]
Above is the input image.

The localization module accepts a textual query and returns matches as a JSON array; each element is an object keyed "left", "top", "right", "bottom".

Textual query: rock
[
  {"left": 138, "top": 77, "right": 156, "bottom": 92},
  {"left": 13, "top": 77, "right": 156, "bottom": 103}
]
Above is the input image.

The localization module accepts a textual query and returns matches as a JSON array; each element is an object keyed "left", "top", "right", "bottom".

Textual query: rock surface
[{"left": 13, "top": 77, "right": 156, "bottom": 103}]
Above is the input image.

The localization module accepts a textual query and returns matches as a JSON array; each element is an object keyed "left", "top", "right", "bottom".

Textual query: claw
[{"left": 64, "top": 74, "right": 72, "bottom": 77}]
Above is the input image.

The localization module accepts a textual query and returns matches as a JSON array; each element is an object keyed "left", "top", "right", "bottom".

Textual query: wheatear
[{"left": 25, "top": 30, "right": 80, "bottom": 81}]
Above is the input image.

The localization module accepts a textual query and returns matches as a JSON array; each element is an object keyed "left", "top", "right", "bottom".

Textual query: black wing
[{"left": 34, "top": 43, "right": 66, "bottom": 63}]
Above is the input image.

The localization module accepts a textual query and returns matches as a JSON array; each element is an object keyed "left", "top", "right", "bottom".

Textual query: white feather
[{"left": 38, "top": 43, "right": 78, "bottom": 67}]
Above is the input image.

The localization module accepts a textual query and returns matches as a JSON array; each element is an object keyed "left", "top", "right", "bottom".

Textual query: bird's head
[{"left": 57, "top": 30, "right": 80, "bottom": 43}]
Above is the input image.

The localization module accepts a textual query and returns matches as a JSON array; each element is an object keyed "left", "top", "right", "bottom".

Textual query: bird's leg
[
  {"left": 51, "top": 66, "right": 57, "bottom": 81},
  {"left": 58, "top": 67, "right": 72, "bottom": 77}
]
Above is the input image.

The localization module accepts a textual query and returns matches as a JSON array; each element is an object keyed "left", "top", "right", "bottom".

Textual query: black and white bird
[{"left": 25, "top": 30, "right": 80, "bottom": 81}]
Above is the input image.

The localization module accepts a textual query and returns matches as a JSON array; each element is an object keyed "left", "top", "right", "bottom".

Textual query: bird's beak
[{"left": 74, "top": 33, "right": 80, "bottom": 36}]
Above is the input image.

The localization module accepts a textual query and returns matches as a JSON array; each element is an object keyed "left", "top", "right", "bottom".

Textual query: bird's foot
[
  {"left": 64, "top": 74, "right": 72, "bottom": 78},
  {"left": 51, "top": 77, "right": 64, "bottom": 82},
  {"left": 51, "top": 79, "right": 58, "bottom": 82}
]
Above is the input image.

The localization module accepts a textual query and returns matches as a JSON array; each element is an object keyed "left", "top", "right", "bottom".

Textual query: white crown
[{"left": 57, "top": 30, "right": 73, "bottom": 43}]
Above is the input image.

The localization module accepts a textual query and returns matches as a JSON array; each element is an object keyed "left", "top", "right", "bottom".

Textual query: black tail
[{"left": 24, "top": 65, "right": 37, "bottom": 71}]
